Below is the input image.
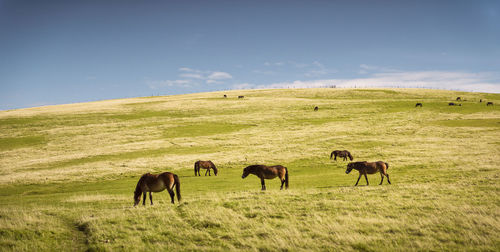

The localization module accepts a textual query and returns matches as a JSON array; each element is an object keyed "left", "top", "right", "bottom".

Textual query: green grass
[{"left": 0, "top": 88, "right": 499, "bottom": 251}]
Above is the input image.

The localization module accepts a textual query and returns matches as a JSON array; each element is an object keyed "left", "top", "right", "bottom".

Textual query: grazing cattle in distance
[
  {"left": 487, "top": 102, "right": 494, "bottom": 106},
  {"left": 194, "top": 160, "right": 218, "bottom": 176},
  {"left": 415, "top": 103, "right": 423, "bottom": 107},
  {"left": 241, "top": 165, "right": 289, "bottom": 190},
  {"left": 449, "top": 103, "right": 461, "bottom": 106},
  {"left": 223, "top": 94, "right": 227, "bottom": 98},
  {"left": 346, "top": 161, "right": 391, "bottom": 186},
  {"left": 134, "top": 172, "right": 181, "bottom": 206},
  {"left": 314, "top": 106, "right": 319, "bottom": 111},
  {"left": 456, "top": 97, "right": 462, "bottom": 101},
  {"left": 238, "top": 96, "right": 244, "bottom": 99},
  {"left": 330, "top": 150, "right": 353, "bottom": 161}
]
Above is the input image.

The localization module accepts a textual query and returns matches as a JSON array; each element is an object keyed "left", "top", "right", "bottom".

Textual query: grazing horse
[
  {"left": 314, "top": 106, "right": 319, "bottom": 111},
  {"left": 345, "top": 161, "right": 391, "bottom": 186},
  {"left": 223, "top": 94, "right": 227, "bottom": 98},
  {"left": 456, "top": 97, "right": 462, "bottom": 101},
  {"left": 241, "top": 165, "right": 289, "bottom": 190},
  {"left": 133, "top": 172, "right": 181, "bottom": 206},
  {"left": 238, "top": 96, "right": 244, "bottom": 99},
  {"left": 487, "top": 102, "right": 493, "bottom": 106},
  {"left": 330, "top": 150, "right": 353, "bottom": 161},
  {"left": 415, "top": 103, "right": 422, "bottom": 107},
  {"left": 194, "top": 160, "right": 218, "bottom": 176},
  {"left": 480, "top": 99, "right": 482, "bottom": 103},
  {"left": 449, "top": 102, "right": 461, "bottom": 106}
]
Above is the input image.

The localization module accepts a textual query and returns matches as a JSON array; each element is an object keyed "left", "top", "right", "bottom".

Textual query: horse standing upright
[
  {"left": 241, "top": 165, "right": 289, "bottom": 190},
  {"left": 133, "top": 172, "right": 181, "bottom": 206},
  {"left": 194, "top": 160, "right": 218, "bottom": 176},
  {"left": 345, "top": 161, "right": 391, "bottom": 186},
  {"left": 330, "top": 150, "right": 353, "bottom": 161}
]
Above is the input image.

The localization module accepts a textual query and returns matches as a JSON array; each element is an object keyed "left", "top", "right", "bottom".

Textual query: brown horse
[
  {"left": 194, "top": 160, "right": 218, "bottom": 176},
  {"left": 238, "top": 96, "right": 244, "bottom": 99},
  {"left": 415, "top": 103, "right": 422, "bottom": 107},
  {"left": 330, "top": 150, "right": 353, "bottom": 161},
  {"left": 346, "top": 161, "right": 391, "bottom": 186},
  {"left": 241, "top": 165, "right": 289, "bottom": 190},
  {"left": 456, "top": 97, "right": 462, "bottom": 101},
  {"left": 133, "top": 172, "right": 181, "bottom": 206},
  {"left": 314, "top": 106, "right": 319, "bottom": 111},
  {"left": 487, "top": 102, "right": 493, "bottom": 106}
]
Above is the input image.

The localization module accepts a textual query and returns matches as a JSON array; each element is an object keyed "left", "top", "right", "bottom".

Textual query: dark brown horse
[
  {"left": 238, "top": 96, "right": 244, "bottom": 99},
  {"left": 314, "top": 106, "right": 319, "bottom": 111},
  {"left": 194, "top": 160, "right": 218, "bottom": 176},
  {"left": 330, "top": 150, "right": 353, "bottom": 161},
  {"left": 134, "top": 172, "right": 181, "bottom": 206},
  {"left": 346, "top": 161, "right": 390, "bottom": 186},
  {"left": 415, "top": 103, "right": 422, "bottom": 107},
  {"left": 241, "top": 165, "right": 289, "bottom": 190},
  {"left": 456, "top": 97, "right": 462, "bottom": 101},
  {"left": 487, "top": 102, "right": 493, "bottom": 106},
  {"left": 223, "top": 94, "right": 227, "bottom": 98}
]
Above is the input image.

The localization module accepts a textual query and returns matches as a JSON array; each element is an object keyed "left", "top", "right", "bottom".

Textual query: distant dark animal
[
  {"left": 456, "top": 97, "right": 462, "bottom": 101},
  {"left": 480, "top": 99, "right": 482, "bottom": 103},
  {"left": 238, "top": 96, "right": 244, "bottom": 99},
  {"left": 346, "top": 161, "right": 390, "bottom": 186},
  {"left": 449, "top": 102, "right": 461, "bottom": 106},
  {"left": 223, "top": 94, "right": 227, "bottom": 98},
  {"left": 487, "top": 102, "right": 493, "bottom": 106},
  {"left": 241, "top": 165, "right": 289, "bottom": 190},
  {"left": 194, "top": 160, "right": 218, "bottom": 176},
  {"left": 330, "top": 150, "right": 353, "bottom": 161},
  {"left": 134, "top": 172, "right": 181, "bottom": 206},
  {"left": 415, "top": 103, "right": 423, "bottom": 107},
  {"left": 314, "top": 106, "right": 319, "bottom": 111}
]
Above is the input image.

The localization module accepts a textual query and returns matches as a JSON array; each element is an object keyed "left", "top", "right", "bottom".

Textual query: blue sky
[{"left": 1, "top": 0, "right": 499, "bottom": 110}]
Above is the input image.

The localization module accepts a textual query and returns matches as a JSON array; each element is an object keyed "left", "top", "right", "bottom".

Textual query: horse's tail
[
  {"left": 194, "top": 161, "right": 198, "bottom": 176},
  {"left": 330, "top": 151, "right": 334, "bottom": 159},
  {"left": 385, "top": 162, "right": 389, "bottom": 169},
  {"left": 173, "top": 174, "right": 181, "bottom": 201},
  {"left": 285, "top": 167, "right": 289, "bottom": 189},
  {"left": 348, "top": 152, "right": 353, "bottom": 161}
]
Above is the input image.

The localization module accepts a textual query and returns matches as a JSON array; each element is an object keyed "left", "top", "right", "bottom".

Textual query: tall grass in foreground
[{"left": 0, "top": 88, "right": 499, "bottom": 251}]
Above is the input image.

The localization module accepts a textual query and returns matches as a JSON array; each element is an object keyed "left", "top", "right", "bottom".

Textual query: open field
[{"left": 0, "top": 88, "right": 499, "bottom": 251}]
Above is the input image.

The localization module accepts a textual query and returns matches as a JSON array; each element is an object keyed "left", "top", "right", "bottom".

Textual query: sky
[{"left": 1, "top": 0, "right": 499, "bottom": 110}]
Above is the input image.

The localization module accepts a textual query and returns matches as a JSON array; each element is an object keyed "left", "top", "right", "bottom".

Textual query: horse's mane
[{"left": 135, "top": 173, "right": 151, "bottom": 193}]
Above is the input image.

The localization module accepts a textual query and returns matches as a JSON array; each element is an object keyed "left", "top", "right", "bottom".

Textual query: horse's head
[
  {"left": 213, "top": 166, "right": 218, "bottom": 176},
  {"left": 346, "top": 163, "right": 354, "bottom": 174},
  {"left": 133, "top": 189, "right": 141, "bottom": 206},
  {"left": 241, "top": 167, "right": 250, "bottom": 178}
]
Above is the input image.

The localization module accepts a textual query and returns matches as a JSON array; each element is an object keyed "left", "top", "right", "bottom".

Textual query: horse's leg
[
  {"left": 261, "top": 178, "right": 266, "bottom": 190},
  {"left": 149, "top": 192, "right": 153, "bottom": 205},
  {"left": 355, "top": 173, "right": 362, "bottom": 186},
  {"left": 334, "top": 155, "right": 337, "bottom": 161},
  {"left": 364, "top": 172, "right": 369, "bottom": 185},
  {"left": 386, "top": 174, "right": 391, "bottom": 184},
  {"left": 280, "top": 177, "right": 285, "bottom": 190},
  {"left": 379, "top": 173, "right": 384, "bottom": 185},
  {"left": 168, "top": 188, "right": 175, "bottom": 204},
  {"left": 142, "top": 192, "right": 147, "bottom": 206},
  {"left": 205, "top": 169, "right": 208, "bottom": 176},
  {"left": 208, "top": 169, "right": 211, "bottom": 176}
]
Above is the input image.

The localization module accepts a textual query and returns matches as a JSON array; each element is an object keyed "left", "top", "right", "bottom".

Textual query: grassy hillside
[{"left": 0, "top": 88, "right": 499, "bottom": 251}]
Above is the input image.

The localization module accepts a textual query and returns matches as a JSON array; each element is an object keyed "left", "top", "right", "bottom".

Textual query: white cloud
[
  {"left": 179, "top": 73, "right": 204, "bottom": 79},
  {"left": 236, "top": 71, "right": 500, "bottom": 93},
  {"left": 207, "top": 71, "right": 232, "bottom": 80},
  {"left": 148, "top": 79, "right": 193, "bottom": 89}
]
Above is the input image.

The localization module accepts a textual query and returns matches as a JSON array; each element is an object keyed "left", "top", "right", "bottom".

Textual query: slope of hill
[{"left": 0, "top": 88, "right": 499, "bottom": 251}]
